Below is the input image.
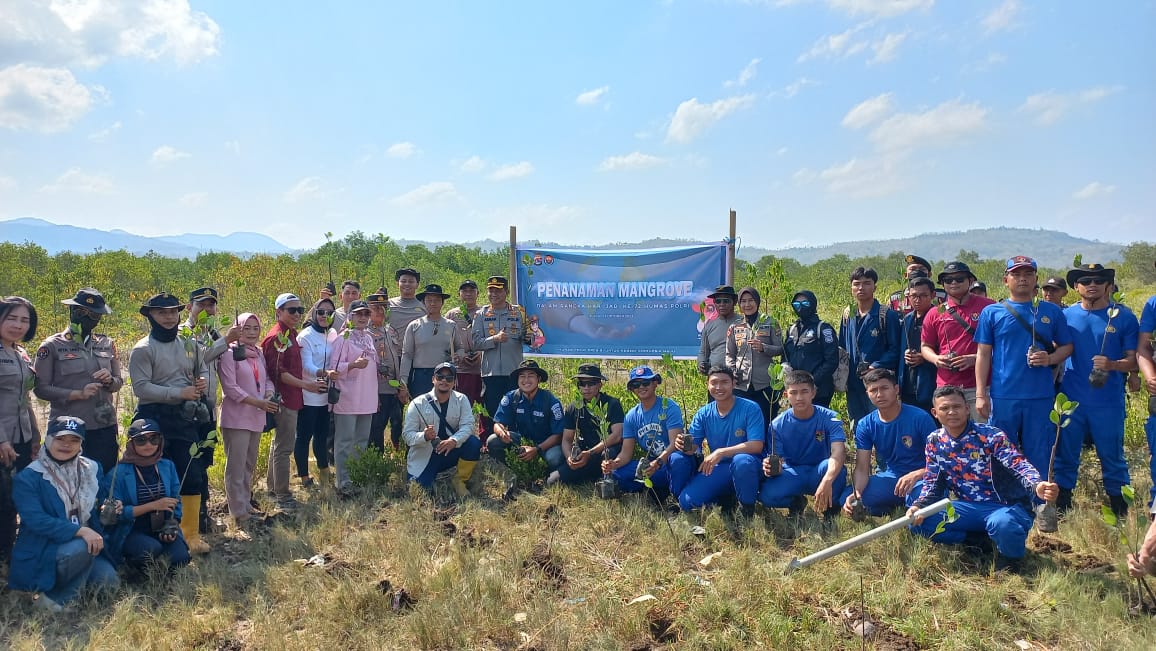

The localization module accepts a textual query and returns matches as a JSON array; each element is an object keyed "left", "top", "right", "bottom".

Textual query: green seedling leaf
[
  {"left": 643, "top": 476, "right": 653, "bottom": 489},
  {"left": 944, "top": 502, "right": 958, "bottom": 523},
  {"left": 68, "top": 322, "right": 83, "bottom": 340},
  {"left": 342, "top": 329, "right": 351, "bottom": 339},
  {"left": 1073, "top": 253, "right": 1083, "bottom": 267},
  {"left": 196, "top": 310, "right": 210, "bottom": 325},
  {"left": 932, "top": 519, "right": 948, "bottom": 537},
  {"left": 1060, "top": 418, "right": 1071, "bottom": 428},
  {"left": 1121, "top": 485, "right": 1135, "bottom": 505},
  {"left": 1066, "top": 401, "right": 1078, "bottom": 413},
  {"left": 388, "top": 380, "right": 400, "bottom": 388},
  {"left": 188, "top": 441, "right": 200, "bottom": 457},
  {"left": 1049, "top": 411, "right": 1060, "bottom": 425},
  {"left": 1054, "top": 393, "right": 1067, "bottom": 411},
  {"left": 1120, "top": 531, "right": 1129, "bottom": 546},
  {"left": 1101, "top": 504, "right": 1118, "bottom": 527}
]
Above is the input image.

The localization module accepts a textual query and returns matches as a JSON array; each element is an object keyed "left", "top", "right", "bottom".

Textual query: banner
[{"left": 515, "top": 243, "right": 728, "bottom": 358}]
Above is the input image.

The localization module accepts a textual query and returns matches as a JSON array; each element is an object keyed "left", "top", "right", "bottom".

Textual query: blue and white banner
[{"left": 515, "top": 243, "right": 728, "bottom": 358}]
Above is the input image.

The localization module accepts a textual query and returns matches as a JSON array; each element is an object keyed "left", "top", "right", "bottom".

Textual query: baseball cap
[
  {"left": 275, "top": 293, "right": 300, "bottom": 309},
  {"left": 1005, "top": 256, "right": 1037, "bottom": 273}
]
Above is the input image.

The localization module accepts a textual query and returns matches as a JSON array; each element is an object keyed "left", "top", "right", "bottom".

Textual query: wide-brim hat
[
  {"left": 510, "top": 359, "right": 548, "bottom": 382},
  {"left": 139, "top": 292, "right": 184, "bottom": 316},
  {"left": 708, "top": 285, "right": 738, "bottom": 299},
  {"left": 1066, "top": 264, "right": 1115, "bottom": 289},
  {"left": 416, "top": 284, "right": 451, "bottom": 301},
  {"left": 62, "top": 287, "right": 112, "bottom": 314},
  {"left": 937, "top": 261, "right": 976, "bottom": 283},
  {"left": 572, "top": 363, "right": 608, "bottom": 381}
]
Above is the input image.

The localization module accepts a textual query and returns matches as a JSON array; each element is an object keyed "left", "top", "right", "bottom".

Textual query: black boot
[
  {"left": 994, "top": 554, "right": 1023, "bottom": 575},
  {"left": 1109, "top": 494, "right": 1129, "bottom": 518},
  {"left": 1056, "top": 488, "right": 1073, "bottom": 514},
  {"left": 740, "top": 503, "right": 756, "bottom": 519}
]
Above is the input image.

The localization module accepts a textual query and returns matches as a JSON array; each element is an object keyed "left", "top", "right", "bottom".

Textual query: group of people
[{"left": 2, "top": 252, "right": 1155, "bottom": 609}]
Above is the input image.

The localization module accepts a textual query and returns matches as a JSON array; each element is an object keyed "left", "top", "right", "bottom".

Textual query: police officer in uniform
[{"left": 33, "top": 288, "right": 123, "bottom": 472}]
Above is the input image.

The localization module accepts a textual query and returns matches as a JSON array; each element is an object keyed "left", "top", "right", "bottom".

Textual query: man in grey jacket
[
  {"left": 698, "top": 286, "right": 743, "bottom": 388},
  {"left": 401, "top": 362, "right": 480, "bottom": 498}
]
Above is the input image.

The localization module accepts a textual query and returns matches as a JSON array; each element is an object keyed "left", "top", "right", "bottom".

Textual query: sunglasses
[
  {"left": 576, "top": 379, "right": 600, "bottom": 387},
  {"left": 1076, "top": 277, "right": 1109, "bottom": 286},
  {"left": 627, "top": 379, "right": 654, "bottom": 390},
  {"left": 132, "top": 434, "right": 162, "bottom": 445},
  {"left": 284, "top": 307, "right": 306, "bottom": 315},
  {"left": 941, "top": 275, "right": 970, "bottom": 284},
  {"left": 791, "top": 300, "right": 812, "bottom": 309},
  {"left": 434, "top": 373, "right": 456, "bottom": 381},
  {"left": 712, "top": 298, "right": 733, "bottom": 304},
  {"left": 314, "top": 309, "right": 334, "bottom": 316}
]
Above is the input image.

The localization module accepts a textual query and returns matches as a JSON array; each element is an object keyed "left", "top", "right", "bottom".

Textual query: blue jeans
[
  {"left": 1053, "top": 405, "right": 1129, "bottom": 495},
  {"left": 295, "top": 405, "right": 331, "bottom": 477},
  {"left": 838, "top": 470, "right": 922, "bottom": 516},
  {"left": 759, "top": 459, "right": 847, "bottom": 509},
  {"left": 907, "top": 499, "right": 1035, "bottom": 559},
  {"left": 46, "top": 538, "right": 120, "bottom": 604},
  {"left": 677, "top": 454, "right": 761, "bottom": 510},
  {"left": 410, "top": 437, "right": 482, "bottom": 488},
  {"left": 122, "top": 531, "right": 191, "bottom": 570}
]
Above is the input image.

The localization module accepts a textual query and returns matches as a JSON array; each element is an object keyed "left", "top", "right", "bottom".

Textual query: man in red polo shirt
[{"left": 921, "top": 262, "right": 995, "bottom": 419}]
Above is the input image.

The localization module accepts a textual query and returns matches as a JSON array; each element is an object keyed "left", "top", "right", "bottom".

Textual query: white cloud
[
  {"left": 2, "top": 0, "right": 221, "bottom": 68},
  {"left": 778, "top": 77, "right": 819, "bottom": 99},
  {"left": 818, "top": 155, "right": 906, "bottom": 198},
  {"left": 459, "top": 155, "right": 487, "bottom": 173},
  {"left": 1019, "top": 86, "right": 1123, "bottom": 126},
  {"left": 389, "top": 181, "right": 458, "bottom": 207},
  {"left": 868, "top": 99, "right": 988, "bottom": 152},
  {"left": 842, "top": 92, "right": 895, "bottom": 129},
  {"left": 88, "top": 120, "right": 122, "bottom": 142},
  {"left": 798, "top": 25, "right": 870, "bottom": 62},
  {"left": 40, "top": 168, "right": 114, "bottom": 194},
  {"left": 385, "top": 142, "right": 419, "bottom": 159},
  {"left": 284, "top": 176, "right": 329, "bottom": 203},
  {"left": 489, "top": 161, "right": 534, "bottom": 181},
  {"left": 666, "top": 94, "right": 755, "bottom": 143},
  {"left": 868, "top": 32, "right": 907, "bottom": 64},
  {"left": 179, "top": 191, "right": 207, "bottom": 206},
  {"left": 724, "top": 59, "right": 761, "bottom": 88},
  {"left": 151, "top": 145, "right": 190, "bottom": 164},
  {"left": 597, "top": 152, "right": 668, "bottom": 172},
  {"left": 1072, "top": 182, "right": 1116, "bottom": 200},
  {"left": 982, "top": 0, "right": 1021, "bottom": 34},
  {"left": 0, "top": 64, "right": 97, "bottom": 132},
  {"left": 824, "top": 0, "right": 933, "bottom": 18},
  {"left": 575, "top": 86, "right": 609, "bottom": 105}
]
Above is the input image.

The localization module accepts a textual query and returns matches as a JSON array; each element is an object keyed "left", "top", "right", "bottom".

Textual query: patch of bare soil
[{"left": 522, "top": 541, "right": 566, "bottom": 588}]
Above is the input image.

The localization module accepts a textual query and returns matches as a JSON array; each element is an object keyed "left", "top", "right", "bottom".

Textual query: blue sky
[{"left": 1, "top": 0, "right": 1152, "bottom": 252}]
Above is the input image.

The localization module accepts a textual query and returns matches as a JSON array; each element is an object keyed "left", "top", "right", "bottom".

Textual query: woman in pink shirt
[
  {"left": 217, "top": 313, "right": 278, "bottom": 535},
  {"left": 330, "top": 301, "right": 379, "bottom": 497}
]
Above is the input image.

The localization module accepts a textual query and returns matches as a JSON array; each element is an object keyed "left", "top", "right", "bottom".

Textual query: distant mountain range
[{"left": 1, "top": 218, "right": 1130, "bottom": 269}]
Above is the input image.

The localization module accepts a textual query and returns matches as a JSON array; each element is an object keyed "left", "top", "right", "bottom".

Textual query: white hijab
[{"left": 26, "top": 435, "right": 100, "bottom": 526}]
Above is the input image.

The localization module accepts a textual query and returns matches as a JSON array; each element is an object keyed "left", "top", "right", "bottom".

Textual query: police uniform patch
[
  {"left": 1106, "top": 325, "right": 1116, "bottom": 333},
  {"left": 823, "top": 329, "right": 834, "bottom": 344},
  {"left": 735, "top": 428, "right": 746, "bottom": 439},
  {"left": 36, "top": 347, "right": 49, "bottom": 359},
  {"left": 815, "top": 430, "right": 825, "bottom": 442},
  {"left": 551, "top": 403, "right": 563, "bottom": 420},
  {"left": 870, "top": 328, "right": 879, "bottom": 337},
  {"left": 500, "top": 395, "right": 511, "bottom": 407},
  {"left": 1040, "top": 316, "right": 1050, "bottom": 324},
  {"left": 901, "top": 435, "right": 913, "bottom": 448}
]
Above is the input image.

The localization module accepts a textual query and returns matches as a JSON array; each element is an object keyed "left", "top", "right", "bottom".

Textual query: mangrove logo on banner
[{"left": 515, "top": 243, "right": 727, "bottom": 358}]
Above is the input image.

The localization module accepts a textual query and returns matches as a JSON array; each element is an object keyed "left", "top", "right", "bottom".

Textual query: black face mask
[
  {"left": 310, "top": 319, "right": 327, "bottom": 333},
  {"left": 70, "top": 308, "right": 101, "bottom": 336},
  {"left": 146, "top": 316, "right": 180, "bottom": 343}
]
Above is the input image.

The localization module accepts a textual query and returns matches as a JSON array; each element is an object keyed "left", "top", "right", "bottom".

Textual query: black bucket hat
[
  {"left": 572, "top": 363, "right": 608, "bottom": 381},
  {"left": 416, "top": 284, "right": 451, "bottom": 301},
  {"left": 937, "top": 262, "right": 976, "bottom": 284}
]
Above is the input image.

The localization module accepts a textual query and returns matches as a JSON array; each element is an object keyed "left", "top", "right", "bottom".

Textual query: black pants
[
  {"left": 82, "top": 425, "right": 120, "bottom": 474},
  {"left": 481, "top": 376, "right": 515, "bottom": 440},
  {"left": 0, "top": 440, "right": 34, "bottom": 561},
  {"left": 370, "top": 394, "right": 403, "bottom": 450},
  {"left": 136, "top": 404, "right": 207, "bottom": 495}
]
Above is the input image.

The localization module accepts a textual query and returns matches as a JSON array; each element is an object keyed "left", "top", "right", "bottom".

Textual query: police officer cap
[
  {"left": 366, "top": 287, "right": 389, "bottom": 305},
  {"left": 1066, "top": 263, "right": 1115, "bottom": 289},
  {"left": 395, "top": 268, "right": 421, "bottom": 282},
  {"left": 62, "top": 288, "right": 112, "bottom": 314},
  {"left": 189, "top": 287, "right": 218, "bottom": 303},
  {"left": 904, "top": 254, "right": 932, "bottom": 271},
  {"left": 139, "top": 292, "right": 184, "bottom": 316},
  {"left": 510, "top": 359, "right": 548, "bottom": 382},
  {"left": 486, "top": 276, "right": 509, "bottom": 290},
  {"left": 127, "top": 418, "right": 162, "bottom": 439},
  {"left": 47, "top": 416, "right": 86, "bottom": 439},
  {"left": 937, "top": 261, "right": 976, "bottom": 284}
]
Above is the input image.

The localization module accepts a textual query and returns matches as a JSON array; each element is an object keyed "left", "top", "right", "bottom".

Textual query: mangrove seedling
[
  {"left": 1036, "top": 393, "right": 1078, "bottom": 533},
  {"left": 1101, "top": 486, "right": 1156, "bottom": 613}
]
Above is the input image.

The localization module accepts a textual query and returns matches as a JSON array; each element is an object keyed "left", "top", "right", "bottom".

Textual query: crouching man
[
  {"left": 402, "top": 363, "right": 481, "bottom": 497},
  {"left": 757, "top": 369, "right": 846, "bottom": 517},
  {"left": 674, "top": 366, "right": 764, "bottom": 517},
  {"left": 906, "top": 385, "right": 1058, "bottom": 573}
]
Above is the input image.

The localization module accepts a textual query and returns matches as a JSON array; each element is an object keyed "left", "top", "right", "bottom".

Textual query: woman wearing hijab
[
  {"left": 7, "top": 416, "right": 119, "bottom": 611},
  {"left": 725, "top": 287, "right": 784, "bottom": 425},
  {"left": 400, "top": 284, "right": 461, "bottom": 398},
  {"left": 104, "top": 418, "right": 190, "bottom": 572},
  {"left": 297, "top": 298, "right": 337, "bottom": 488},
  {"left": 330, "top": 300, "right": 379, "bottom": 498},
  {"left": 0, "top": 296, "right": 41, "bottom": 563},
  {"left": 217, "top": 313, "right": 278, "bottom": 536}
]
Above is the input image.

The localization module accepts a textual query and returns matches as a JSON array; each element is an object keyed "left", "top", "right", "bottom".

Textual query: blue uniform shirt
[
  {"left": 493, "top": 388, "right": 565, "bottom": 445},
  {"left": 769, "top": 405, "right": 845, "bottom": 467},
  {"left": 623, "top": 397, "right": 684, "bottom": 459},
  {"left": 975, "top": 300, "right": 1072, "bottom": 400},
  {"left": 854, "top": 404, "right": 937, "bottom": 476},
  {"left": 839, "top": 300, "right": 902, "bottom": 370},
  {"left": 1061, "top": 303, "right": 1139, "bottom": 410},
  {"left": 687, "top": 397, "right": 765, "bottom": 454},
  {"left": 1139, "top": 295, "right": 1156, "bottom": 335}
]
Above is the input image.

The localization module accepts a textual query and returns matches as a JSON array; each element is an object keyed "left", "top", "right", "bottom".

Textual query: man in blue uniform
[
  {"left": 840, "top": 368, "right": 936, "bottom": 517},
  {"left": 898, "top": 277, "right": 937, "bottom": 414},
  {"left": 974, "top": 256, "right": 1073, "bottom": 505},
  {"left": 840, "top": 267, "right": 903, "bottom": 424},
  {"left": 1055, "top": 263, "right": 1138, "bottom": 516},
  {"left": 675, "top": 366, "right": 764, "bottom": 515},
  {"left": 1137, "top": 281, "right": 1156, "bottom": 509},
  {"left": 487, "top": 360, "right": 565, "bottom": 471},
  {"left": 602, "top": 366, "right": 692, "bottom": 501},
  {"left": 907, "top": 386, "right": 1059, "bottom": 573},
  {"left": 784, "top": 290, "right": 839, "bottom": 407},
  {"left": 758, "top": 369, "right": 846, "bottom": 515}
]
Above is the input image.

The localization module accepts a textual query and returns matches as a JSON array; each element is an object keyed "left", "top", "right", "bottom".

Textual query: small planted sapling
[
  {"left": 179, "top": 430, "right": 219, "bottom": 489},
  {"left": 1035, "top": 393, "right": 1078, "bottom": 533},
  {"left": 765, "top": 363, "right": 785, "bottom": 477},
  {"left": 1101, "top": 486, "right": 1156, "bottom": 614}
]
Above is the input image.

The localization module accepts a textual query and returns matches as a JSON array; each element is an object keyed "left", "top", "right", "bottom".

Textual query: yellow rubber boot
[
  {"left": 453, "top": 460, "right": 477, "bottom": 498},
  {"left": 181, "top": 496, "right": 211, "bottom": 554}
]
